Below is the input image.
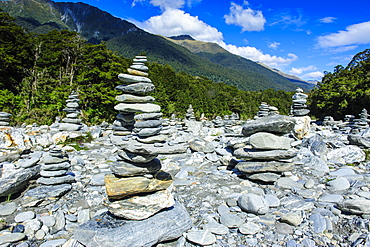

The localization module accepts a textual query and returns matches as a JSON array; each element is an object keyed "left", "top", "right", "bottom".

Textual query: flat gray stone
[
  {"left": 39, "top": 239, "right": 67, "bottom": 247},
  {"left": 110, "top": 158, "right": 161, "bottom": 177},
  {"left": 247, "top": 172, "right": 281, "bottom": 183},
  {"left": 275, "top": 177, "right": 304, "bottom": 189},
  {"left": 117, "top": 74, "right": 152, "bottom": 84},
  {"left": 236, "top": 161, "right": 293, "bottom": 173},
  {"left": 339, "top": 198, "right": 370, "bottom": 214},
  {"left": 326, "top": 177, "right": 350, "bottom": 192},
  {"left": 115, "top": 82, "right": 154, "bottom": 95},
  {"left": 188, "top": 138, "right": 214, "bottom": 153},
  {"left": 234, "top": 148, "right": 297, "bottom": 160},
  {"left": 237, "top": 193, "right": 269, "bottom": 215},
  {"left": 114, "top": 103, "right": 160, "bottom": 113},
  {"left": 115, "top": 94, "right": 155, "bottom": 103},
  {"left": 249, "top": 132, "right": 292, "bottom": 150},
  {"left": 0, "top": 233, "right": 26, "bottom": 245},
  {"left": 219, "top": 213, "right": 244, "bottom": 228},
  {"left": 239, "top": 222, "right": 261, "bottom": 235},
  {"left": 185, "top": 230, "right": 216, "bottom": 246},
  {"left": 73, "top": 201, "right": 192, "bottom": 247},
  {"left": 242, "top": 115, "right": 296, "bottom": 136},
  {"left": 36, "top": 175, "right": 75, "bottom": 185},
  {"left": 0, "top": 202, "right": 17, "bottom": 216},
  {"left": 0, "top": 166, "right": 40, "bottom": 197},
  {"left": 15, "top": 211, "right": 35, "bottom": 222}
]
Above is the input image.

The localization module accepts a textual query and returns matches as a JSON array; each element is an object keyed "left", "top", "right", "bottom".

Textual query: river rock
[
  {"left": 237, "top": 193, "right": 269, "bottom": 215},
  {"left": 115, "top": 82, "right": 154, "bottom": 95},
  {"left": 73, "top": 201, "right": 192, "bottom": 247},
  {"left": 242, "top": 115, "right": 296, "bottom": 136},
  {"left": 0, "top": 166, "right": 39, "bottom": 197},
  {"left": 249, "top": 132, "right": 292, "bottom": 150}
]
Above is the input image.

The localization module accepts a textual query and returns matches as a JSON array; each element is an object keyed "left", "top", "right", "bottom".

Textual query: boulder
[
  {"left": 0, "top": 166, "right": 40, "bottom": 197},
  {"left": 242, "top": 115, "right": 296, "bottom": 137},
  {"left": 73, "top": 201, "right": 192, "bottom": 247}
]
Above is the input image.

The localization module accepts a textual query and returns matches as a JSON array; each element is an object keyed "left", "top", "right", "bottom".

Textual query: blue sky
[{"left": 54, "top": 0, "right": 370, "bottom": 81}]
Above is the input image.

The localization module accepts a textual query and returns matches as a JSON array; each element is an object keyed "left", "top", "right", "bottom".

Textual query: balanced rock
[{"left": 242, "top": 115, "right": 296, "bottom": 137}]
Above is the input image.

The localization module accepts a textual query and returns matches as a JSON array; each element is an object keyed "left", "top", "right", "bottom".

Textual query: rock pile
[
  {"left": 255, "top": 102, "right": 279, "bottom": 118},
  {"left": 234, "top": 114, "right": 297, "bottom": 184},
  {"left": 73, "top": 56, "right": 192, "bottom": 246},
  {"left": 185, "top": 104, "right": 196, "bottom": 121},
  {"left": 59, "top": 92, "right": 83, "bottom": 132},
  {"left": 353, "top": 108, "right": 369, "bottom": 130},
  {"left": 0, "top": 112, "right": 11, "bottom": 127},
  {"left": 291, "top": 88, "right": 310, "bottom": 116}
]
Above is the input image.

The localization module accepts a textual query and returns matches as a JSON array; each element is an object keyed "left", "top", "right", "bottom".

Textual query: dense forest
[
  {"left": 0, "top": 10, "right": 295, "bottom": 126},
  {"left": 309, "top": 49, "right": 370, "bottom": 120}
]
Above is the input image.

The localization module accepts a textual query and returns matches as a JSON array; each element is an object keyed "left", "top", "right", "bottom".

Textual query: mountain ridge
[{"left": 0, "top": 0, "right": 313, "bottom": 91}]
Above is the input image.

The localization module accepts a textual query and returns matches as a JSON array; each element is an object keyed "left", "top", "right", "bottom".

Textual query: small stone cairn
[
  {"left": 0, "top": 112, "right": 11, "bottom": 127},
  {"left": 255, "top": 102, "right": 279, "bottom": 118},
  {"left": 353, "top": 108, "right": 369, "bottom": 130},
  {"left": 291, "top": 88, "right": 309, "bottom": 116},
  {"left": 105, "top": 55, "right": 189, "bottom": 220},
  {"left": 185, "top": 104, "right": 196, "bottom": 121},
  {"left": 23, "top": 146, "right": 74, "bottom": 206},
  {"left": 234, "top": 115, "right": 298, "bottom": 184},
  {"left": 59, "top": 92, "right": 83, "bottom": 131}
]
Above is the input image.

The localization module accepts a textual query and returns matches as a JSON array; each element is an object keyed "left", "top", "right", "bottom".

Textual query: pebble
[
  {"left": 14, "top": 211, "right": 35, "bottom": 223},
  {"left": 0, "top": 202, "right": 17, "bottom": 216}
]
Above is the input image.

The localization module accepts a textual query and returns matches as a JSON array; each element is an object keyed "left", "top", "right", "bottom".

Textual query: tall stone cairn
[
  {"left": 291, "top": 88, "right": 310, "bottom": 116},
  {"left": 185, "top": 104, "right": 196, "bottom": 121},
  {"left": 106, "top": 55, "right": 188, "bottom": 220},
  {"left": 0, "top": 112, "right": 11, "bottom": 126},
  {"left": 59, "top": 92, "right": 83, "bottom": 131}
]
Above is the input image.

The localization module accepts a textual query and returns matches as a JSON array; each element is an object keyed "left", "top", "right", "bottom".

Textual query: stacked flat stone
[
  {"left": 59, "top": 92, "right": 83, "bottom": 131},
  {"left": 256, "top": 102, "right": 270, "bottom": 118},
  {"left": 36, "top": 147, "right": 75, "bottom": 186},
  {"left": 185, "top": 104, "right": 196, "bottom": 121},
  {"left": 0, "top": 112, "right": 11, "bottom": 126},
  {"left": 353, "top": 108, "right": 369, "bottom": 130},
  {"left": 291, "top": 88, "right": 310, "bottom": 116},
  {"left": 212, "top": 116, "right": 224, "bottom": 128},
  {"left": 234, "top": 115, "right": 297, "bottom": 183},
  {"left": 106, "top": 55, "right": 188, "bottom": 220}
]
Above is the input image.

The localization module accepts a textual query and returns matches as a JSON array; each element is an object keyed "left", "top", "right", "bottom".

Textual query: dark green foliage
[
  {"left": 309, "top": 49, "right": 370, "bottom": 120},
  {"left": 0, "top": 10, "right": 294, "bottom": 126}
]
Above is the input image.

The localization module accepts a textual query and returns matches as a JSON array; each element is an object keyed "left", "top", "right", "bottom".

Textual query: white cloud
[
  {"left": 219, "top": 42, "right": 298, "bottom": 68},
  {"left": 268, "top": 41, "right": 280, "bottom": 49},
  {"left": 319, "top": 17, "right": 337, "bottom": 23},
  {"left": 289, "top": 65, "right": 318, "bottom": 75},
  {"left": 224, "top": 2, "right": 266, "bottom": 32},
  {"left": 317, "top": 21, "right": 370, "bottom": 49},
  {"left": 302, "top": 71, "right": 324, "bottom": 81},
  {"left": 139, "top": 8, "right": 224, "bottom": 42}
]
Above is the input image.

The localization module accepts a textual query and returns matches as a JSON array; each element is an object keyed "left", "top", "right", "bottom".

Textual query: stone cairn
[
  {"left": 0, "top": 112, "right": 11, "bottom": 127},
  {"left": 23, "top": 146, "right": 75, "bottom": 206},
  {"left": 234, "top": 115, "right": 298, "bottom": 184},
  {"left": 59, "top": 92, "right": 83, "bottom": 131},
  {"left": 106, "top": 55, "right": 188, "bottom": 220},
  {"left": 255, "top": 102, "right": 279, "bottom": 118},
  {"left": 185, "top": 104, "right": 196, "bottom": 121},
  {"left": 291, "top": 88, "right": 310, "bottom": 116},
  {"left": 353, "top": 108, "right": 369, "bottom": 131}
]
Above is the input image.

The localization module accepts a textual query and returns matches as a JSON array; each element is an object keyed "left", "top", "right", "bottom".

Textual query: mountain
[{"left": 0, "top": 0, "right": 312, "bottom": 91}]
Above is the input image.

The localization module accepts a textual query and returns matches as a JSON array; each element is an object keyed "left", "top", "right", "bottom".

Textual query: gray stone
[
  {"left": 40, "top": 216, "right": 56, "bottom": 227},
  {"left": 117, "top": 74, "right": 152, "bottom": 84},
  {"left": 42, "top": 155, "right": 69, "bottom": 164},
  {"left": 0, "top": 202, "right": 17, "bottom": 216},
  {"left": 329, "top": 167, "right": 355, "bottom": 177},
  {"left": 326, "top": 177, "right": 350, "bottom": 192},
  {"left": 249, "top": 132, "right": 292, "bottom": 150},
  {"left": 54, "top": 210, "right": 66, "bottom": 231},
  {"left": 118, "top": 149, "right": 157, "bottom": 163},
  {"left": 237, "top": 193, "right": 269, "bottom": 215},
  {"left": 302, "top": 134, "right": 328, "bottom": 155},
  {"left": 319, "top": 194, "right": 344, "bottom": 203},
  {"left": 114, "top": 103, "right": 161, "bottom": 113},
  {"left": 220, "top": 213, "right": 244, "bottom": 228},
  {"left": 36, "top": 175, "right": 75, "bottom": 185},
  {"left": 15, "top": 211, "right": 35, "bottom": 222},
  {"left": 339, "top": 198, "right": 370, "bottom": 214},
  {"left": 90, "top": 174, "right": 106, "bottom": 186},
  {"left": 275, "top": 222, "right": 293, "bottom": 234},
  {"left": 217, "top": 204, "right": 230, "bottom": 215},
  {"left": 236, "top": 161, "right": 293, "bottom": 173},
  {"left": 0, "top": 166, "right": 39, "bottom": 197},
  {"left": 185, "top": 230, "right": 216, "bottom": 246},
  {"left": 0, "top": 233, "right": 26, "bottom": 245},
  {"left": 247, "top": 172, "right": 281, "bottom": 183},
  {"left": 309, "top": 213, "right": 326, "bottom": 233},
  {"left": 135, "top": 112, "right": 163, "bottom": 120},
  {"left": 40, "top": 169, "right": 67, "bottom": 177},
  {"left": 264, "top": 194, "right": 280, "bottom": 207},
  {"left": 24, "top": 184, "right": 72, "bottom": 201},
  {"left": 242, "top": 115, "right": 296, "bottom": 136},
  {"left": 234, "top": 148, "right": 297, "bottom": 160},
  {"left": 73, "top": 201, "right": 192, "bottom": 247},
  {"left": 301, "top": 155, "right": 329, "bottom": 177},
  {"left": 134, "top": 120, "right": 163, "bottom": 128},
  {"left": 327, "top": 145, "right": 365, "bottom": 163},
  {"left": 239, "top": 222, "right": 261, "bottom": 235},
  {"left": 59, "top": 123, "right": 82, "bottom": 131},
  {"left": 281, "top": 212, "right": 302, "bottom": 226},
  {"left": 130, "top": 64, "right": 148, "bottom": 71},
  {"left": 77, "top": 209, "right": 90, "bottom": 224},
  {"left": 39, "top": 239, "right": 67, "bottom": 247},
  {"left": 110, "top": 158, "right": 161, "bottom": 177},
  {"left": 115, "top": 94, "right": 155, "bottom": 103},
  {"left": 135, "top": 127, "right": 162, "bottom": 137},
  {"left": 115, "top": 82, "right": 154, "bottom": 95},
  {"left": 275, "top": 177, "right": 304, "bottom": 189},
  {"left": 17, "top": 157, "right": 40, "bottom": 168},
  {"left": 188, "top": 138, "right": 215, "bottom": 153},
  {"left": 348, "top": 134, "right": 370, "bottom": 148},
  {"left": 119, "top": 141, "right": 188, "bottom": 155},
  {"left": 203, "top": 218, "right": 229, "bottom": 235}
]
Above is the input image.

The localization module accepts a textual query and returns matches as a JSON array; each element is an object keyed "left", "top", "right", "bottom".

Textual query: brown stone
[{"left": 105, "top": 172, "right": 173, "bottom": 199}]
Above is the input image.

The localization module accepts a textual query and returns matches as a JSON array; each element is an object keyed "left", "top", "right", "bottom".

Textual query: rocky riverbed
[{"left": 1, "top": 115, "right": 370, "bottom": 247}]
